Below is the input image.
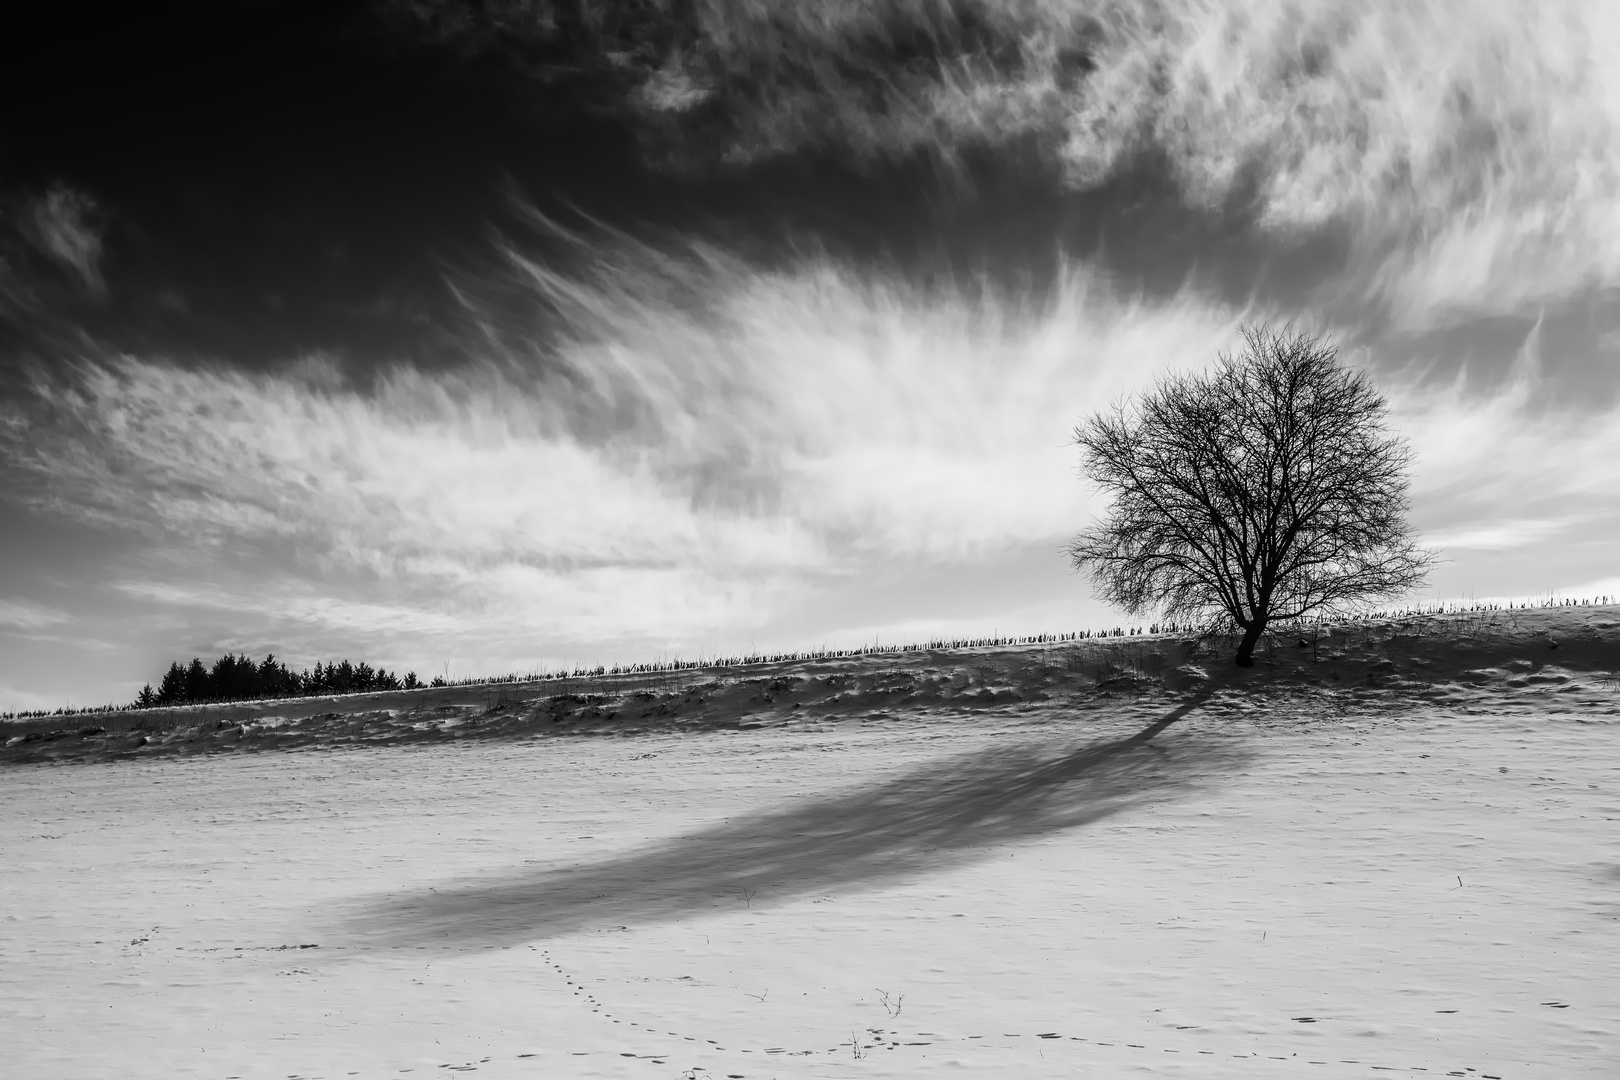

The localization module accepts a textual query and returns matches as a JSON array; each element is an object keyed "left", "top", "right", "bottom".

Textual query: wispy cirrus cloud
[
  {"left": 3, "top": 230, "right": 1240, "bottom": 667},
  {"left": 389, "top": 1, "right": 1620, "bottom": 330},
  {"left": 1, "top": 184, "right": 107, "bottom": 326},
  {"left": 12, "top": 218, "right": 1619, "bottom": 675},
  {"left": 5, "top": 219, "right": 1619, "bottom": 682},
  {"left": 1396, "top": 320, "right": 1620, "bottom": 524},
  {"left": 1056, "top": 1, "right": 1620, "bottom": 328},
  {"left": 0, "top": 598, "right": 71, "bottom": 632},
  {"left": 1422, "top": 519, "right": 1582, "bottom": 554},
  {"left": 27, "top": 186, "right": 106, "bottom": 295}
]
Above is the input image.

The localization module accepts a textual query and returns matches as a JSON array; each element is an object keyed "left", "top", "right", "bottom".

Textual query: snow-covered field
[{"left": 4, "top": 610, "right": 1618, "bottom": 1079}]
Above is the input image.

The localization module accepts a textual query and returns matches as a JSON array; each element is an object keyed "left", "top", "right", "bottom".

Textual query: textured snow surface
[{"left": 4, "top": 694, "right": 1616, "bottom": 1079}]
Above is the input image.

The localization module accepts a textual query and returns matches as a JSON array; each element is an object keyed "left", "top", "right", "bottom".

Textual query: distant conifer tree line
[{"left": 134, "top": 654, "right": 421, "bottom": 708}]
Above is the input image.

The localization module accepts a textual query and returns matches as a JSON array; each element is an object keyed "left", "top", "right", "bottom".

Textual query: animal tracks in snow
[{"left": 515, "top": 946, "right": 1511, "bottom": 1079}]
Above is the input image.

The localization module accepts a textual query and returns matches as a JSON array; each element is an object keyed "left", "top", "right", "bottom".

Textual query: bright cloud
[
  {"left": 0, "top": 599, "right": 71, "bottom": 632},
  {"left": 6, "top": 233, "right": 1620, "bottom": 684},
  {"left": 1421, "top": 520, "right": 1577, "bottom": 553},
  {"left": 7, "top": 241, "right": 1241, "bottom": 664},
  {"left": 1057, "top": 0, "right": 1620, "bottom": 328},
  {"left": 10, "top": 208, "right": 1620, "bottom": 682},
  {"left": 579, "top": 0, "right": 1620, "bottom": 329},
  {"left": 1392, "top": 320, "right": 1620, "bottom": 551},
  {"left": 6, "top": 239, "right": 1237, "bottom": 660}
]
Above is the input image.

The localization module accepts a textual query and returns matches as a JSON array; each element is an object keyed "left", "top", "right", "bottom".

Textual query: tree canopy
[
  {"left": 136, "top": 653, "right": 420, "bottom": 707},
  {"left": 1069, "top": 324, "right": 1435, "bottom": 666}
]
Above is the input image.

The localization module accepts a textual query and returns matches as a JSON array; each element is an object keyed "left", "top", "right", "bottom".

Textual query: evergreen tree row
[{"left": 134, "top": 653, "right": 420, "bottom": 708}]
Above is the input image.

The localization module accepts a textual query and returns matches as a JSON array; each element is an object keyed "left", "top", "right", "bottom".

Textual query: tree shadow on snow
[{"left": 346, "top": 694, "right": 1246, "bottom": 951}]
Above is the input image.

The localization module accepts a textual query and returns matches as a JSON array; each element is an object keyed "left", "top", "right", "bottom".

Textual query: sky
[{"left": 3, "top": 0, "right": 1619, "bottom": 710}]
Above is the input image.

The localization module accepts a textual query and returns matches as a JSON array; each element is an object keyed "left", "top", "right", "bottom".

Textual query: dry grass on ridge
[{"left": 5, "top": 605, "right": 1617, "bottom": 766}]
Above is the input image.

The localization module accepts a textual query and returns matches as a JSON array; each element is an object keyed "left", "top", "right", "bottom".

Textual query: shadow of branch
[{"left": 345, "top": 691, "right": 1242, "bottom": 951}]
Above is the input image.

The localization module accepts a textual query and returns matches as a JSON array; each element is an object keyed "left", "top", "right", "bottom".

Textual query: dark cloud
[
  {"left": 0, "top": 1, "right": 640, "bottom": 368},
  {"left": 0, "top": 1, "right": 1337, "bottom": 379},
  {"left": 372, "top": 0, "right": 1098, "bottom": 173},
  {"left": 0, "top": 186, "right": 109, "bottom": 379},
  {"left": 0, "top": 1, "right": 1104, "bottom": 378},
  {"left": 21, "top": 187, "right": 106, "bottom": 294},
  {"left": 1, "top": 186, "right": 103, "bottom": 303}
]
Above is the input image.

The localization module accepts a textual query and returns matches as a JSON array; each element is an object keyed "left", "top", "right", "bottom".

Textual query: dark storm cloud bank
[
  {"left": 366, "top": 1, "right": 1350, "bottom": 307},
  {"left": 3, "top": 0, "right": 1178, "bottom": 374},
  {"left": 12, "top": 0, "right": 1616, "bottom": 377},
  {"left": 371, "top": 0, "right": 1620, "bottom": 347},
  {"left": 346, "top": 701, "right": 1241, "bottom": 951},
  {"left": 373, "top": 0, "right": 1094, "bottom": 169},
  {"left": 2, "top": 1, "right": 667, "bottom": 370}
]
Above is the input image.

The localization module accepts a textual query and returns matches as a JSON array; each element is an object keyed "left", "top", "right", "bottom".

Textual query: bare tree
[{"left": 1068, "top": 324, "right": 1435, "bottom": 667}]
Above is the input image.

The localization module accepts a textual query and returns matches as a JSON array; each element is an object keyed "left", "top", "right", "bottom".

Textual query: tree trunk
[{"left": 1234, "top": 620, "right": 1267, "bottom": 667}]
